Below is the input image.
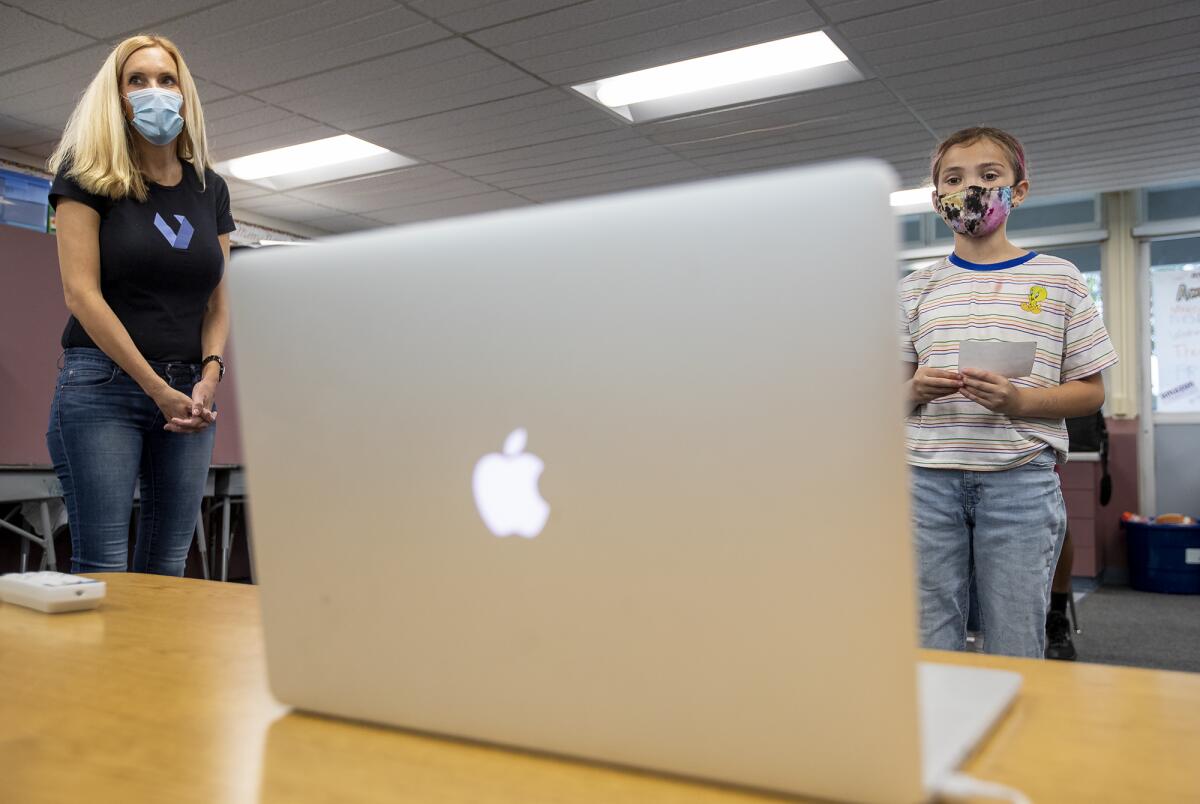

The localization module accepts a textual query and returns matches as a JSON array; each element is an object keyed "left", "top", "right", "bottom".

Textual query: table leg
[
  {"left": 195, "top": 512, "right": 210, "bottom": 580},
  {"left": 220, "top": 498, "right": 232, "bottom": 582},
  {"left": 0, "top": 512, "right": 41, "bottom": 573},
  {"left": 39, "top": 502, "right": 56, "bottom": 572}
]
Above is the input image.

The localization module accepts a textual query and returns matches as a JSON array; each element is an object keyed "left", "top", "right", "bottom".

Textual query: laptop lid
[{"left": 230, "top": 160, "right": 926, "bottom": 803}]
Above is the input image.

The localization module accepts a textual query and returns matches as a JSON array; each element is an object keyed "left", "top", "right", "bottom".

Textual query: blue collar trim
[{"left": 948, "top": 251, "right": 1038, "bottom": 271}]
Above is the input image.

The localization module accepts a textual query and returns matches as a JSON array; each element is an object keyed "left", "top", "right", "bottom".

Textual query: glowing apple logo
[{"left": 472, "top": 428, "right": 550, "bottom": 538}]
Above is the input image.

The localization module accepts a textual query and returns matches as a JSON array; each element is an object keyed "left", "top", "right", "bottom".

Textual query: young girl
[{"left": 898, "top": 127, "right": 1117, "bottom": 658}]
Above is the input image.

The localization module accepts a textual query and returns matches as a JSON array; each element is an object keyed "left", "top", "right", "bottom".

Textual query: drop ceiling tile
[
  {"left": 444, "top": 129, "right": 673, "bottom": 178},
  {"left": 210, "top": 118, "right": 342, "bottom": 161},
  {"left": 235, "top": 192, "right": 343, "bottom": 222},
  {"left": 306, "top": 213, "right": 386, "bottom": 234},
  {"left": 471, "top": 0, "right": 822, "bottom": 86},
  {"left": 2, "top": 0, "right": 222, "bottom": 39},
  {"left": 252, "top": 37, "right": 545, "bottom": 130},
  {"left": 287, "top": 166, "right": 498, "bottom": 213},
  {"left": 0, "top": 114, "right": 60, "bottom": 150},
  {"left": 514, "top": 160, "right": 708, "bottom": 202},
  {"left": 158, "top": 0, "right": 449, "bottom": 91},
  {"left": 369, "top": 190, "right": 529, "bottom": 225},
  {"left": 0, "top": 44, "right": 110, "bottom": 101},
  {"left": 0, "top": 7, "right": 94, "bottom": 72},
  {"left": 224, "top": 177, "right": 274, "bottom": 201},
  {"left": 407, "top": 0, "right": 596, "bottom": 34},
  {"left": 356, "top": 88, "right": 620, "bottom": 163}
]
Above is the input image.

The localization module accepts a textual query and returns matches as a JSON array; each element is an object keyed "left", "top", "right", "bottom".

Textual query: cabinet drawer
[
  {"left": 1066, "top": 517, "right": 1097, "bottom": 548},
  {"left": 1071, "top": 544, "right": 1100, "bottom": 577},
  {"left": 1058, "top": 462, "right": 1098, "bottom": 491},
  {"left": 1063, "top": 488, "right": 1097, "bottom": 518}
]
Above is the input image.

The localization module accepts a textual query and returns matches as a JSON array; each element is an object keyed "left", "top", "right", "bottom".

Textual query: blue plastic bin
[{"left": 1124, "top": 521, "right": 1200, "bottom": 594}]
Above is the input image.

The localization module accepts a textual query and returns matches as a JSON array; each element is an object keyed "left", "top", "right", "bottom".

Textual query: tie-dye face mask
[{"left": 935, "top": 185, "right": 1013, "bottom": 237}]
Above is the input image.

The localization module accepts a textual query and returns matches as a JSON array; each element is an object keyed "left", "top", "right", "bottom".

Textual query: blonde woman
[{"left": 46, "top": 35, "right": 234, "bottom": 576}]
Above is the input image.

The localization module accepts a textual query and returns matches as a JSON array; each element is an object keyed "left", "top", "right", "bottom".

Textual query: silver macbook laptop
[{"left": 229, "top": 160, "right": 1020, "bottom": 804}]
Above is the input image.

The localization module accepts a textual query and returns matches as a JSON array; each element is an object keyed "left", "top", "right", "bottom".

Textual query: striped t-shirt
[{"left": 899, "top": 251, "right": 1118, "bottom": 471}]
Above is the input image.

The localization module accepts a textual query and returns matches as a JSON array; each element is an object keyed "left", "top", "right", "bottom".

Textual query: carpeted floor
[{"left": 1072, "top": 585, "right": 1200, "bottom": 673}]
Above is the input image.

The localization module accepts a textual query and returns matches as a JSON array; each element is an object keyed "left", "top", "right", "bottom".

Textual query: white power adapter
[{"left": 0, "top": 571, "right": 106, "bottom": 613}]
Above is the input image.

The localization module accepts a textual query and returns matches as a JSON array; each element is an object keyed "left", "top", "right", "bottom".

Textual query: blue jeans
[
  {"left": 911, "top": 450, "right": 1067, "bottom": 658},
  {"left": 46, "top": 348, "right": 215, "bottom": 576}
]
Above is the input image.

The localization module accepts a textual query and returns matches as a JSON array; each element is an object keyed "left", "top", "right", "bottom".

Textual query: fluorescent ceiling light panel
[
  {"left": 572, "top": 31, "right": 864, "bottom": 122},
  {"left": 227, "top": 135, "right": 387, "bottom": 180},
  {"left": 595, "top": 32, "right": 848, "bottom": 107},
  {"left": 890, "top": 187, "right": 935, "bottom": 208},
  {"left": 217, "top": 135, "right": 417, "bottom": 191}
]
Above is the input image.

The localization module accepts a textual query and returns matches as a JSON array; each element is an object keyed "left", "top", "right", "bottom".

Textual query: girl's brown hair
[{"left": 930, "top": 126, "right": 1027, "bottom": 187}]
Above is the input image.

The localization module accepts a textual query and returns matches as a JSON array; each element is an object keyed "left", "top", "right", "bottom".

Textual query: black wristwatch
[{"left": 202, "top": 354, "right": 225, "bottom": 382}]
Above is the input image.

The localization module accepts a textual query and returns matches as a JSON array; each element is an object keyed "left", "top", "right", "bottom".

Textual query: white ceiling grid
[{"left": 0, "top": 0, "right": 1198, "bottom": 235}]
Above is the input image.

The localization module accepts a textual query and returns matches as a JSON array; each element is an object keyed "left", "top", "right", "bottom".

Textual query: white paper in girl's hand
[{"left": 957, "top": 340, "right": 1036, "bottom": 378}]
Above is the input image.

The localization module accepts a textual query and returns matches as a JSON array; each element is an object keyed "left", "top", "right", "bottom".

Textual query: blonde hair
[{"left": 47, "top": 35, "right": 210, "bottom": 202}]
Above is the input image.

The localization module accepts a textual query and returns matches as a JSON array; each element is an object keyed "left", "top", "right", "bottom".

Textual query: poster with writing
[{"left": 1154, "top": 269, "right": 1200, "bottom": 412}]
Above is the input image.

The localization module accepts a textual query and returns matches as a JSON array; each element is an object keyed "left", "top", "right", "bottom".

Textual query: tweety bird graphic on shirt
[{"left": 1021, "top": 286, "right": 1047, "bottom": 314}]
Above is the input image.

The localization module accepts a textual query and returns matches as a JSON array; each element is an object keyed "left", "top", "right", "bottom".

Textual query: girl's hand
[
  {"left": 910, "top": 366, "right": 964, "bottom": 405},
  {"left": 961, "top": 368, "right": 1025, "bottom": 416}
]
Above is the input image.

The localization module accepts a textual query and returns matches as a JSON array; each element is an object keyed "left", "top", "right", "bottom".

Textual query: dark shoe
[{"left": 1045, "top": 609, "right": 1077, "bottom": 661}]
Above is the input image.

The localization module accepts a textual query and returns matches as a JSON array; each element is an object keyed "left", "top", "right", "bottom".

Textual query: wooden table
[{"left": 2, "top": 574, "right": 1198, "bottom": 803}]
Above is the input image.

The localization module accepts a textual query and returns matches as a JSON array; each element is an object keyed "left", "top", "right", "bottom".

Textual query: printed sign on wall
[{"left": 1154, "top": 269, "right": 1200, "bottom": 412}]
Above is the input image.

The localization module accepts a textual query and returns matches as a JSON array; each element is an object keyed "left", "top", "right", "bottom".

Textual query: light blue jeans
[{"left": 911, "top": 450, "right": 1067, "bottom": 658}]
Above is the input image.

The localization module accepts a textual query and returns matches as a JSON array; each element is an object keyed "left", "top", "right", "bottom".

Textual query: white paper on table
[{"left": 957, "top": 340, "right": 1036, "bottom": 378}]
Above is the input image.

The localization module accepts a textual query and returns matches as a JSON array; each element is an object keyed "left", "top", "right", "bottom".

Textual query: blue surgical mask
[{"left": 126, "top": 87, "right": 184, "bottom": 146}]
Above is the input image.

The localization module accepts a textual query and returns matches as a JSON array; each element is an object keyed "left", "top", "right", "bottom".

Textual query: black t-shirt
[{"left": 49, "top": 162, "right": 236, "bottom": 362}]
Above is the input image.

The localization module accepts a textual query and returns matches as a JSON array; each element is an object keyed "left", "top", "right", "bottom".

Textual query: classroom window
[
  {"left": 1047, "top": 243, "right": 1102, "bottom": 319},
  {"left": 912, "top": 194, "right": 1101, "bottom": 246},
  {"left": 931, "top": 196, "right": 1100, "bottom": 244},
  {"left": 1006, "top": 198, "right": 1098, "bottom": 233},
  {"left": 1145, "top": 183, "right": 1200, "bottom": 222},
  {"left": 900, "top": 215, "right": 924, "bottom": 247}
]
